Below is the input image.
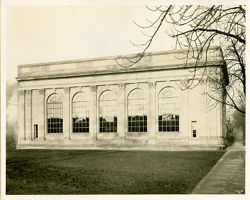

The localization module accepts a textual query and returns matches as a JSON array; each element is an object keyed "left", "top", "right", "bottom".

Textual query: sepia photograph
[{"left": 1, "top": 0, "right": 247, "bottom": 198}]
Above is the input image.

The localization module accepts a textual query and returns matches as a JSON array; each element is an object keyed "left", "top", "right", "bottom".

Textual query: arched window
[
  {"left": 158, "top": 87, "right": 180, "bottom": 132},
  {"left": 128, "top": 88, "right": 148, "bottom": 132},
  {"left": 72, "top": 92, "right": 89, "bottom": 133},
  {"left": 99, "top": 90, "right": 117, "bottom": 133},
  {"left": 47, "top": 93, "right": 63, "bottom": 133}
]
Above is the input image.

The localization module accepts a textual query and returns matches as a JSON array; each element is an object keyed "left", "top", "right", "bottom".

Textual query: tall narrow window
[
  {"left": 128, "top": 88, "right": 148, "bottom": 132},
  {"left": 191, "top": 121, "right": 197, "bottom": 138},
  {"left": 34, "top": 124, "right": 38, "bottom": 139},
  {"left": 99, "top": 90, "right": 117, "bottom": 133},
  {"left": 72, "top": 92, "right": 89, "bottom": 133},
  {"left": 47, "top": 93, "right": 63, "bottom": 133},
  {"left": 158, "top": 87, "right": 180, "bottom": 132}
]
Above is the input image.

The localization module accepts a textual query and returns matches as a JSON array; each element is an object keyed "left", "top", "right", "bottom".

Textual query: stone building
[{"left": 16, "top": 47, "right": 228, "bottom": 150}]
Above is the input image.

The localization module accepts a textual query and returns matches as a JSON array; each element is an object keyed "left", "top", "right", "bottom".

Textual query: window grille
[
  {"left": 47, "top": 93, "right": 63, "bottom": 133},
  {"left": 128, "top": 89, "right": 148, "bottom": 132},
  {"left": 72, "top": 92, "right": 89, "bottom": 133},
  {"left": 158, "top": 87, "right": 180, "bottom": 132},
  {"left": 99, "top": 90, "right": 118, "bottom": 133}
]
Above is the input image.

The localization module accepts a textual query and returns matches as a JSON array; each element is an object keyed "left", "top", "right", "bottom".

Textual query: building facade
[{"left": 17, "top": 47, "right": 227, "bottom": 150}]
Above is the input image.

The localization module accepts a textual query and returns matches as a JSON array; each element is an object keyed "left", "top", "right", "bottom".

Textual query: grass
[{"left": 6, "top": 149, "right": 225, "bottom": 194}]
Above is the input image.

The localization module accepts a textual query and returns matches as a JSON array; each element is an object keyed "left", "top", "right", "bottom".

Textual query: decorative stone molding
[
  {"left": 118, "top": 83, "right": 126, "bottom": 90},
  {"left": 26, "top": 89, "right": 32, "bottom": 95},
  {"left": 180, "top": 79, "right": 188, "bottom": 86},
  {"left": 52, "top": 88, "right": 56, "bottom": 93},
  {"left": 134, "top": 82, "right": 139, "bottom": 88},
  {"left": 18, "top": 90, "right": 25, "bottom": 96},
  {"left": 64, "top": 87, "right": 70, "bottom": 94},
  {"left": 105, "top": 84, "right": 110, "bottom": 90},
  {"left": 39, "top": 89, "right": 45, "bottom": 95},
  {"left": 148, "top": 81, "right": 156, "bottom": 88},
  {"left": 171, "top": 80, "right": 183, "bottom": 90},
  {"left": 90, "top": 85, "right": 97, "bottom": 92},
  {"left": 165, "top": 80, "right": 171, "bottom": 87}
]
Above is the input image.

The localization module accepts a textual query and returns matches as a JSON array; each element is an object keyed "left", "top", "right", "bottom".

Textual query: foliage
[
  {"left": 231, "top": 105, "right": 245, "bottom": 145},
  {"left": 232, "top": 107, "right": 245, "bottom": 129},
  {"left": 6, "top": 120, "right": 17, "bottom": 150},
  {"left": 6, "top": 81, "right": 17, "bottom": 103},
  {"left": 225, "top": 119, "right": 235, "bottom": 146},
  {"left": 6, "top": 80, "right": 18, "bottom": 150}
]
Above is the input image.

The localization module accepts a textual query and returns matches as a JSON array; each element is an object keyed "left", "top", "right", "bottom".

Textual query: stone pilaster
[
  {"left": 63, "top": 87, "right": 70, "bottom": 141},
  {"left": 37, "top": 89, "right": 45, "bottom": 140},
  {"left": 90, "top": 85, "right": 97, "bottom": 139},
  {"left": 25, "top": 89, "right": 32, "bottom": 141},
  {"left": 118, "top": 84, "right": 126, "bottom": 138},
  {"left": 148, "top": 82, "right": 156, "bottom": 139},
  {"left": 43, "top": 89, "right": 47, "bottom": 140},
  {"left": 18, "top": 90, "right": 25, "bottom": 142}
]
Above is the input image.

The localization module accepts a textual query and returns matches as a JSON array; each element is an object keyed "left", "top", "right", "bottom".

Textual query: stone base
[{"left": 17, "top": 137, "right": 225, "bottom": 151}]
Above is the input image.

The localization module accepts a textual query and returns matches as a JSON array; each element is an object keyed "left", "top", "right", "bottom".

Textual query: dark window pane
[
  {"left": 139, "top": 126, "right": 143, "bottom": 132},
  {"left": 127, "top": 89, "right": 148, "bottom": 133},
  {"left": 47, "top": 94, "right": 63, "bottom": 133}
]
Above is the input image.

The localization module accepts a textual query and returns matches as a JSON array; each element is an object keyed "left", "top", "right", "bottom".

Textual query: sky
[{"left": 6, "top": 4, "right": 176, "bottom": 82}]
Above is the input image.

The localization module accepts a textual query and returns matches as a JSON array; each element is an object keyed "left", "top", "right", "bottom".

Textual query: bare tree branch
[
  {"left": 118, "top": 5, "right": 245, "bottom": 114},
  {"left": 173, "top": 28, "right": 245, "bottom": 44}
]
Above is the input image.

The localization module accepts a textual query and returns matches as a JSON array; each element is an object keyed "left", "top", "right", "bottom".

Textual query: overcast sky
[{"left": 6, "top": 4, "right": 176, "bottom": 82}]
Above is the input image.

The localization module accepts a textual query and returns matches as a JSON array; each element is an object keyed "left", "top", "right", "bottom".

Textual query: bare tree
[{"left": 117, "top": 5, "right": 245, "bottom": 114}]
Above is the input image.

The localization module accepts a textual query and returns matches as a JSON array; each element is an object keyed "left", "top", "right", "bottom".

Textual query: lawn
[{"left": 6, "top": 149, "right": 224, "bottom": 194}]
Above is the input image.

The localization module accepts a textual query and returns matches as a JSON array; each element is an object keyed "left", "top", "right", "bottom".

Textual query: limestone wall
[{"left": 17, "top": 48, "right": 226, "bottom": 150}]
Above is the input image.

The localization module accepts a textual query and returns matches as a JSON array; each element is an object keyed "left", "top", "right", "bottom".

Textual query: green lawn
[{"left": 6, "top": 149, "right": 224, "bottom": 194}]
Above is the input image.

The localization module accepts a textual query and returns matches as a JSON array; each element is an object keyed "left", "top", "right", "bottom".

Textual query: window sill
[
  {"left": 126, "top": 132, "right": 149, "bottom": 137},
  {"left": 156, "top": 132, "right": 182, "bottom": 138},
  {"left": 71, "top": 133, "right": 91, "bottom": 137},
  {"left": 157, "top": 131, "right": 181, "bottom": 134},
  {"left": 97, "top": 133, "right": 119, "bottom": 139}
]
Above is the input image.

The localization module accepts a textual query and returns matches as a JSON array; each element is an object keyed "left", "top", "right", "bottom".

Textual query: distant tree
[
  {"left": 231, "top": 105, "right": 245, "bottom": 145},
  {"left": 6, "top": 81, "right": 17, "bottom": 103},
  {"left": 117, "top": 5, "right": 245, "bottom": 114},
  {"left": 6, "top": 120, "right": 17, "bottom": 150},
  {"left": 6, "top": 81, "right": 18, "bottom": 149},
  {"left": 225, "top": 117, "right": 234, "bottom": 146}
]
